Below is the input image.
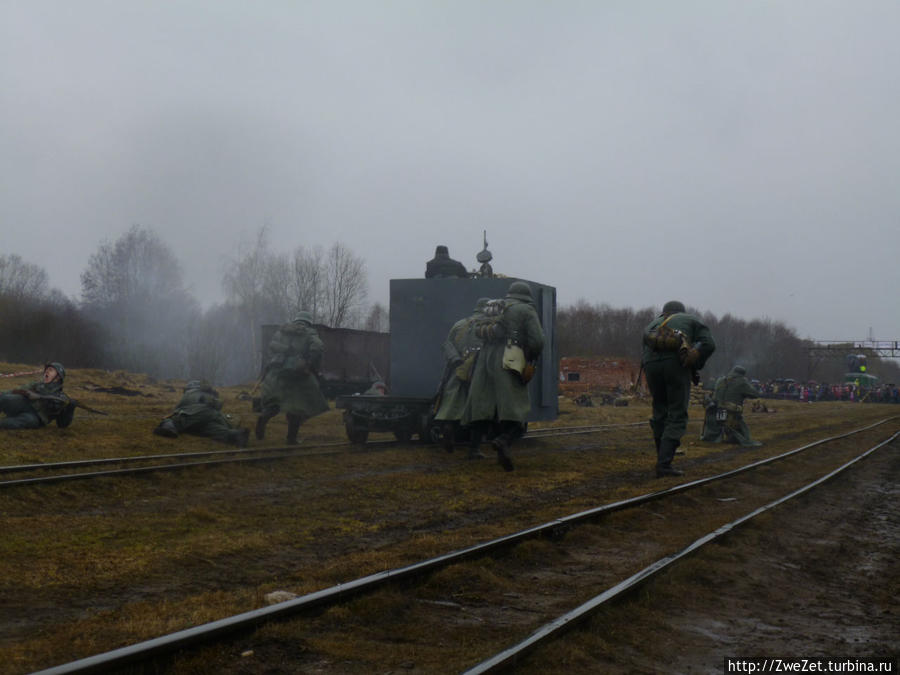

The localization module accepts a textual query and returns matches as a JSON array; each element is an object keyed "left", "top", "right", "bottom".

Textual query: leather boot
[
  {"left": 467, "top": 428, "right": 485, "bottom": 459},
  {"left": 255, "top": 415, "right": 269, "bottom": 441},
  {"left": 255, "top": 408, "right": 277, "bottom": 440},
  {"left": 229, "top": 428, "right": 250, "bottom": 448},
  {"left": 286, "top": 414, "right": 302, "bottom": 445},
  {"left": 442, "top": 423, "right": 455, "bottom": 453},
  {"left": 492, "top": 435, "right": 514, "bottom": 472},
  {"left": 656, "top": 438, "right": 684, "bottom": 478}
]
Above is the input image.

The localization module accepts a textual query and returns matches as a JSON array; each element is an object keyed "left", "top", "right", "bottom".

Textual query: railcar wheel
[
  {"left": 425, "top": 425, "right": 442, "bottom": 445},
  {"left": 345, "top": 421, "right": 369, "bottom": 445}
]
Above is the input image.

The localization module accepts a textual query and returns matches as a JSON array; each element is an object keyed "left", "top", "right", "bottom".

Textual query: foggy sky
[{"left": 3, "top": 1, "right": 899, "bottom": 342}]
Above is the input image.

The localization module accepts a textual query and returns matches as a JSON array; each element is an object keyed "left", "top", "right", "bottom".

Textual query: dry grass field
[{"left": 0, "top": 362, "right": 897, "bottom": 673}]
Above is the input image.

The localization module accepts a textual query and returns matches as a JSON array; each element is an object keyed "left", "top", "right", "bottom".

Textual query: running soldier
[
  {"left": 462, "top": 281, "right": 545, "bottom": 471},
  {"left": 256, "top": 311, "right": 330, "bottom": 445},
  {"left": 434, "top": 298, "right": 488, "bottom": 458},
  {"left": 642, "top": 301, "right": 716, "bottom": 477}
]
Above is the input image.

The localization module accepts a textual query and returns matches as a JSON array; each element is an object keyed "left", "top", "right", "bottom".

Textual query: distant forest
[
  {"left": 2, "top": 225, "right": 898, "bottom": 386},
  {"left": 558, "top": 300, "right": 900, "bottom": 385}
]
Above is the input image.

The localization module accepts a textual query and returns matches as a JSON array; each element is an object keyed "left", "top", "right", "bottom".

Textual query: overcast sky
[{"left": 2, "top": 1, "right": 899, "bottom": 342}]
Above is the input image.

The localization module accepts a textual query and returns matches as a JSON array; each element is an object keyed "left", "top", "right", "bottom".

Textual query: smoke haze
[{"left": 3, "top": 1, "right": 899, "bottom": 341}]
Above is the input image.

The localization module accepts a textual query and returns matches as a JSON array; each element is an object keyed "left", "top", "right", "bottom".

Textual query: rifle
[
  {"left": 11, "top": 390, "right": 108, "bottom": 415},
  {"left": 632, "top": 362, "right": 645, "bottom": 395},
  {"left": 67, "top": 398, "right": 109, "bottom": 415}
]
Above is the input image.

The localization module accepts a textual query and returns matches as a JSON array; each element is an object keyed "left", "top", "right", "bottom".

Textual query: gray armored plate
[{"left": 389, "top": 277, "right": 558, "bottom": 422}]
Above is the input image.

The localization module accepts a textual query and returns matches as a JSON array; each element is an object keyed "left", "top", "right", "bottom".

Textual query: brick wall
[{"left": 559, "top": 356, "right": 641, "bottom": 396}]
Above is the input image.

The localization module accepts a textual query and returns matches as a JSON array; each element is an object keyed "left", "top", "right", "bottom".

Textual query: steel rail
[
  {"left": 0, "top": 441, "right": 348, "bottom": 475},
  {"left": 30, "top": 418, "right": 898, "bottom": 675},
  {"left": 525, "top": 421, "right": 646, "bottom": 437},
  {"left": 0, "top": 421, "right": 674, "bottom": 488},
  {"left": 463, "top": 430, "right": 900, "bottom": 674}
]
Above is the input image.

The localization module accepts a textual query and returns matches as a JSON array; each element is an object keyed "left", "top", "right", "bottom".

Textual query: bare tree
[
  {"left": 283, "top": 241, "right": 368, "bottom": 329},
  {"left": 323, "top": 242, "right": 367, "bottom": 328},
  {"left": 80, "top": 225, "right": 198, "bottom": 376},
  {"left": 221, "top": 227, "right": 291, "bottom": 362},
  {"left": 363, "top": 302, "right": 389, "bottom": 332},
  {"left": 289, "top": 245, "right": 326, "bottom": 321},
  {"left": 0, "top": 254, "right": 48, "bottom": 300}
]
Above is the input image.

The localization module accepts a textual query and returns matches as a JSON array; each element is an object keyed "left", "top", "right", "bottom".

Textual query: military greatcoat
[
  {"left": 169, "top": 384, "right": 238, "bottom": 443},
  {"left": 435, "top": 308, "right": 485, "bottom": 422},
  {"left": 261, "top": 321, "right": 330, "bottom": 419},
  {"left": 462, "top": 297, "right": 544, "bottom": 426}
]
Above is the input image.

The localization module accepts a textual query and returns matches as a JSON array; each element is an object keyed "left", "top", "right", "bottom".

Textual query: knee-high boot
[
  {"left": 255, "top": 407, "right": 278, "bottom": 440},
  {"left": 286, "top": 414, "right": 303, "bottom": 445},
  {"left": 656, "top": 438, "right": 684, "bottom": 478}
]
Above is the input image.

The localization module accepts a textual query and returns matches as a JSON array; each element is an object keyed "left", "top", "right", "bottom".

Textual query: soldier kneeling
[{"left": 154, "top": 380, "right": 249, "bottom": 447}]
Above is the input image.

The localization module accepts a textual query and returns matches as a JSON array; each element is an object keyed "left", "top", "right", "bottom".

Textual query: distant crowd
[{"left": 752, "top": 379, "right": 900, "bottom": 404}]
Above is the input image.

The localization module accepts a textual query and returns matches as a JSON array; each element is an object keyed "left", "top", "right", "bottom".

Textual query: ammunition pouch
[
  {"left": 680, "top": 345, "right": 700, "bottom": 368},
  {"left": 644, "top": 326, "right": 687, "bottom": 353},
  {"left": 475, "top": 320, "right": 504, "bottom": 341},
  {"left": 521, "top": 362, "right": 536, "bottom": 384}
]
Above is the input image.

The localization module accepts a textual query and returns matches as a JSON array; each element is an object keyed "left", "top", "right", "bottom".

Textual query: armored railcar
[{"left": 336, "top": 276, "right": 558, "bottom": 443}]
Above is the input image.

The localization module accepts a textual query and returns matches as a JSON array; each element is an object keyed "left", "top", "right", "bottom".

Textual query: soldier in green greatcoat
[
  {"left": 462, "top": 281, "right": 545, "bottom": 471},
  {"left": 713, "top": 365, "right": 762, "bottom": 447},
  {"left": 154, "top": 380, "right": 249, "bottom": 447},
  {"left": 256, "top": 311, "right": 330, "bottom": 444},
  {"left": 434, "top": 298, "right": 488, "bottom": 458},
  {"left": 642, "top": 300, "right": 716, "bottom": 477},
  {"left": 0, "top": 362, "right": 75, "bottom": 430}
]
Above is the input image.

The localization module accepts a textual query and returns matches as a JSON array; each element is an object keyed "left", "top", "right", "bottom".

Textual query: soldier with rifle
[
  {"left": 641, "top": 301, "right": 716, "bottom": 477},
  {"left": 154, "top": 380, "right": 249, "bottom": 447},
  {"left": 0, "top": 362, "right": 82, "bottom": 430},
  {"left": 434, "top": 298, "right": 488, "bottom": 458}
]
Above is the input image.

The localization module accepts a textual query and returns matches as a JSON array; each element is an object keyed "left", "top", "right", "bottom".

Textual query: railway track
[
  {"left": 0, "top": 421, "right": 678, "bottom": 489},
  {"left": 30, "top": 418, "right": 899, "bottom": 674},
  {"left": 0, "top": 405, "right": 853, "bottom": 489}
]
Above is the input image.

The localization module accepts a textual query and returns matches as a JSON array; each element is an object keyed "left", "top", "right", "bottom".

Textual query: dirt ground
[
  {"left": 521, "top": 440, "right": 899, "bottom": 674},
  {"left": 1, "top": 365, "right": 898, "bottom": 673}
]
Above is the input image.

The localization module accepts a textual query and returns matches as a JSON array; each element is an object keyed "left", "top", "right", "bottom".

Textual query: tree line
[
  {"left": 558, "top": 300, "right": 900, "bottom": 385},
  {"left": 3, "top": 234, "right": 898, "bottom": 387},
  {"left": 0, "top": 225, "right": 385, "bottom": 384}
]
